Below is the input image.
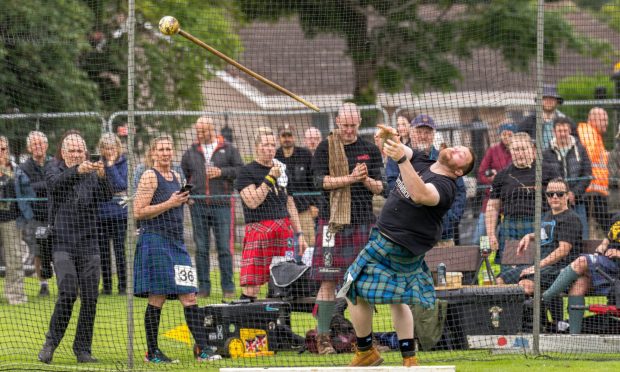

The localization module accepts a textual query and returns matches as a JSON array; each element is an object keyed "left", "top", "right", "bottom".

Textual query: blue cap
[
  {"left": 410, "top": 114, "right": 436, "bottom": 129},
  {"left": 497, "top": 123, "right": 517, "bottom": 134}
]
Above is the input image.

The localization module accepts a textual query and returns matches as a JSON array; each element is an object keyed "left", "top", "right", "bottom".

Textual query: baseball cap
[
  {"left": 497, "top": 123, "right": 517, "bottom": 134},
  {"left": 278, "top": 123, "right": 295, "bottom": 135},
  {"left": 410, "top": 114, "right": 436, "bottom": 129}
]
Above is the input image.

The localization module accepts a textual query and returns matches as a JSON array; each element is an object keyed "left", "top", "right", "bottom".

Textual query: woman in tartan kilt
[{"left": 236, "top": 127, "right": 307, "bottom": 300}]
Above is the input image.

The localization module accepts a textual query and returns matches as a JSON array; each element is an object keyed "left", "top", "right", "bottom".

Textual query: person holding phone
[
  {"left": 235, "top": 127, "right": 308, "bottom": 301},
  {"left": 96, "top": 133, "right": 128, "bottom": 295},
  {"left": 38, "top": 133, "right": 114, "bottom": 364},
  {"left": 133, "top": 135, "right": 220, "bottom": 363}
]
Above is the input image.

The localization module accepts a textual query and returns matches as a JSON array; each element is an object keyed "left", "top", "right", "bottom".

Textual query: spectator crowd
[{"left": 0, "top": 90, "right": 618, "bottom": 364}]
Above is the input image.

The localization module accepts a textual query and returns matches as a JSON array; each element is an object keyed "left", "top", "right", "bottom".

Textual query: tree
[
  {"left": 79, "top": 0, "right": 243, "bottom": 145},
  {"left": 1, "top": 1, "right": 243, "bottom": 153},
  {"left": 238, "top": 0, "right": 609, "bottom": 104},
  {"left": 0, "top": 0, "right": 102, "bottom": 154},
  {"left": 0, "top": 0, "right": 100, "bottom": 113}
]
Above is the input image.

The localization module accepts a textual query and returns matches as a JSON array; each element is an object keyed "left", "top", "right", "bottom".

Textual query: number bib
[{"left": 174, "top": 265, "right": 196, "bottom": 287}]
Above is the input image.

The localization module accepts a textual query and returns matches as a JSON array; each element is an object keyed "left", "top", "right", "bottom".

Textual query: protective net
[{"left": 1, "top": 0, "right": 620, "bottom": 370}]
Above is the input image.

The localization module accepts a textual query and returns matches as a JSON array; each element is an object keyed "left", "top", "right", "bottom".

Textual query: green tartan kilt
[{"left": 338, "top": 228, "right": 436, "bottom": 309}]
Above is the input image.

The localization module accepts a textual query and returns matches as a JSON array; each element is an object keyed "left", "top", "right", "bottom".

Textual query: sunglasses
[{"left": 545, "top": 191, "right": 566, "bottom": 198}]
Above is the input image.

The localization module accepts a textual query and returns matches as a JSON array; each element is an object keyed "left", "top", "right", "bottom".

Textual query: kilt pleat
[
  {"left": 241, "top": 218, "right": 294, "bottom": 286},
  {"left": 339, "top": 228, "right": 436, "bottom": 309},
  {"left": 133, "top": 232, "right": 196, "bottom": 298}
]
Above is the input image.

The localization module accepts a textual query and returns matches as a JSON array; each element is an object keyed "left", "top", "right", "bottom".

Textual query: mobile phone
[
  {"left": 180, "top": 183, "right": 194, "bottom": 193},
  {"left": 90, "top": 153, "right": 101, "bottom": 162}
]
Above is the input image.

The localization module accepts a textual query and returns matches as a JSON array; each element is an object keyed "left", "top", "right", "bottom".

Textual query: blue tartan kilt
[
  {"left": 338, "top": 228, "right": 435, "bottom": 309},
  {"left": 585, "top": 254, "right": 620, "bottom": 296},
  {"left": 134, "top": 232, "right": 197, "bottom": 298}
]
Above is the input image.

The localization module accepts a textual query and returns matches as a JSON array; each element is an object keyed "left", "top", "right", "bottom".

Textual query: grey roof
[{"left": 232, "top": 7, "right": 619, "bottom": 96}]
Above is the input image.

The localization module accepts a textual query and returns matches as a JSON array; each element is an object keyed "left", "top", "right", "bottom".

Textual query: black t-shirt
[
  {"left": 489, "top": 164, "right": 559, "bottom": 218},
  {"left": 377, "top": 151, "right": 456, "bottom": 255},
  {"left": 235, "top": 161, "right": 289, "bottom": 223},
  {"left": 311, "top": 137, "right": 383, "bottom": 225},
  {"left": 540, "top": 209, "right": 582, "bottom": 270},
  {"left": 275, "top": 146, "right": 315, "bottom": 213}
]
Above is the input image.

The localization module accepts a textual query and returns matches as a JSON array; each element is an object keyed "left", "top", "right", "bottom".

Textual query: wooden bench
[
  {"left": 502, "top": 239, "right": 602, "bottom": 266},
  {"left": 424, "top": 245, "right": 480, "bottom": 273},
  {"left": 425, "top": 245, "right": 481, "bottom": 285}
]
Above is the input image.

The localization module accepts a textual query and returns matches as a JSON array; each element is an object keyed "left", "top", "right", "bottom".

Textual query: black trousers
[
  {"left": 45, "top": 251, "right": 100, "bottom": 354},
  {"left": 98, "top": 217, "right": 127, "bottom": 292}
]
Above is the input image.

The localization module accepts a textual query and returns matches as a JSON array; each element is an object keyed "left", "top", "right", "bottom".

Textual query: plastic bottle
[{"left": 437, "top": 263, "right": 447, "bottom": 287}]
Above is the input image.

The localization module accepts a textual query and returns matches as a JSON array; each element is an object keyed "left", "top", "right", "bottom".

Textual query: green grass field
[{"left": 1, "top": 271, "right": 620, "bottom": 371}]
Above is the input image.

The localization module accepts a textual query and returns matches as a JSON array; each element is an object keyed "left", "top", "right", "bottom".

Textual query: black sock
[
  {"left": 145, "top": 304, "right": 162, "bottom": 353},
  {"left": 399, "top": 338, "right": 415, "bottom": 358},
  {"left": 184, "top": 305, "right": 207, "bottom": 349},
  {"left": 357, "top": 333, "right": 373, "bottom": 351},
  {"left": 239, "top": 293, "right": 256, "bottom": 302}
]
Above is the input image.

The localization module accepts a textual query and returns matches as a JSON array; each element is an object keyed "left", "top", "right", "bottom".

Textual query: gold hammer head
[{"left": 159, "top": 16, "right": 180, "bottom": 36}]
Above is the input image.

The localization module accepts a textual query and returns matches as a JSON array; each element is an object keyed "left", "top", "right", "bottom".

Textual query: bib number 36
[{"left": 174, "top": 265, "right": 196, "bottom": 287}]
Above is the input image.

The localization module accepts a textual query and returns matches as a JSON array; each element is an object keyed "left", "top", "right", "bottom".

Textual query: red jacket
[{"left": 477, "top": 142, "right": 512, "bottom": 211}]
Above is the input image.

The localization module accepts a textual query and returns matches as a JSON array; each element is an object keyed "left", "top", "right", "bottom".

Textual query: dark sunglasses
[{"left": 545, "top": 191, "right": 566, "bottom": 198}]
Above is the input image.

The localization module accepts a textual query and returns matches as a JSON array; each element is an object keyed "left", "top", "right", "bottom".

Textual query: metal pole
[
  {"left": 126, "top": 0, "right": 136, "bottom": 368},
  {"left": 532, "top": 0, "right": 545, "bottom": 356}
]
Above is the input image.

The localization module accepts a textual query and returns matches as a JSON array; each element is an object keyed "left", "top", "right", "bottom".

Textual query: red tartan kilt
[{"left": 241, "top": 218, "right": 294, "bottom": 286}]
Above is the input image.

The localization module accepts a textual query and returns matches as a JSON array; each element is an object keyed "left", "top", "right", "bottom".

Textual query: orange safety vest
[{"left": 577, "top": 122, "right": 609, "bottom": 196}]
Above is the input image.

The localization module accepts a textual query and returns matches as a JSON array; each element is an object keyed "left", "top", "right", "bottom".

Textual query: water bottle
[{"left": 437, "top": 263, "right": 447, "bottom": 287}]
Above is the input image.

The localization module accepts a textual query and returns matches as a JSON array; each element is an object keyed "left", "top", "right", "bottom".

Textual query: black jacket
[
  {"left": 181, "top": 141, "right": 243, "bottom": 206},
  {"left": 543, "top": 137, "right": 592, "bottom": 203},
  {"left": 46, "top": 160, "right": 113, "bottom": 255},
  {"left": 18, "top": 156, "right": 54, "bottom": 222},
  {"left": 275, "top": 146, "right": 317, "bottom": 212}
]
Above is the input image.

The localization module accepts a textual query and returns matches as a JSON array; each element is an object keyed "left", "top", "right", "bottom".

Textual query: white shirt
[{"left": 202, "top": 140, "right": 218, "bottom": 166}]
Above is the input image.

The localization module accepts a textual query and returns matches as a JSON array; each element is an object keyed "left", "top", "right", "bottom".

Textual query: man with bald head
[
  {"left": 309, "top": 103, "right": 384, "bottom": 354},
  {"left": 181, "top": 116, "right": 243, "bottom": 298},
  {"left": 577, "top": 107, "right": 611, "bottom": 234}
]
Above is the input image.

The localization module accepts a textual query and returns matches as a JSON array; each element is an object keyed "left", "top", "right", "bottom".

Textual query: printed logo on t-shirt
[
  {"left": 356, "top": 154, "right": 370, "bottom": 161},
  {"left": 395, "top": 177, "right": 411, "bottom": 199}
]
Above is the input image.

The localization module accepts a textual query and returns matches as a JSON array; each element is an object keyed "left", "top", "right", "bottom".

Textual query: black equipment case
[
  {"left": 434, "top": 285, "right": 525, "bottom": 349},
  {"left": 201, "top": 300, "right": 303, "bottom": 357}
]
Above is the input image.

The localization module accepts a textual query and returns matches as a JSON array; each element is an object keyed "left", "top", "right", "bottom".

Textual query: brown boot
[
  {"left": 373, "top": 338, "right": 391, "bottom": 352},
  {"left": 349, "top": 346, "right": 383, "bottom": 367},
  {"left": 316, "top": 333, "right": 336, "bottom": 355},
  {"left": 403, "top": 355, "right": 419, "bottom": 367}
]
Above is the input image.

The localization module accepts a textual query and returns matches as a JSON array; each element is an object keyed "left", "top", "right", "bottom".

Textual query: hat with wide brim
[{"left": 542, "top": 84, "right": 564, "bottom": 104}]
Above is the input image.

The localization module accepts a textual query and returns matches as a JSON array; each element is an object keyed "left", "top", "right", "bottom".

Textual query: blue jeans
[
  {"left": 573, "top": 203, "right": 589, "bottom": 240},
  {"left": 190, "top": 203, "right": 235, "bottom": 293},
  {"left": 472, "top": 212, "right": 486, "bottom": 245}
]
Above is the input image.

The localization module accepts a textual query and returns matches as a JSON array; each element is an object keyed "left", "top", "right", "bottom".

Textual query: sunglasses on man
[{"left": 545, "top": 191, "right": 567, "bottom": 198}]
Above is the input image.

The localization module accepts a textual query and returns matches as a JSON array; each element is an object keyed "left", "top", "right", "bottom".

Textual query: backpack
[{"left": 268, "top": 259, "right": 320, "bottom": 300}]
